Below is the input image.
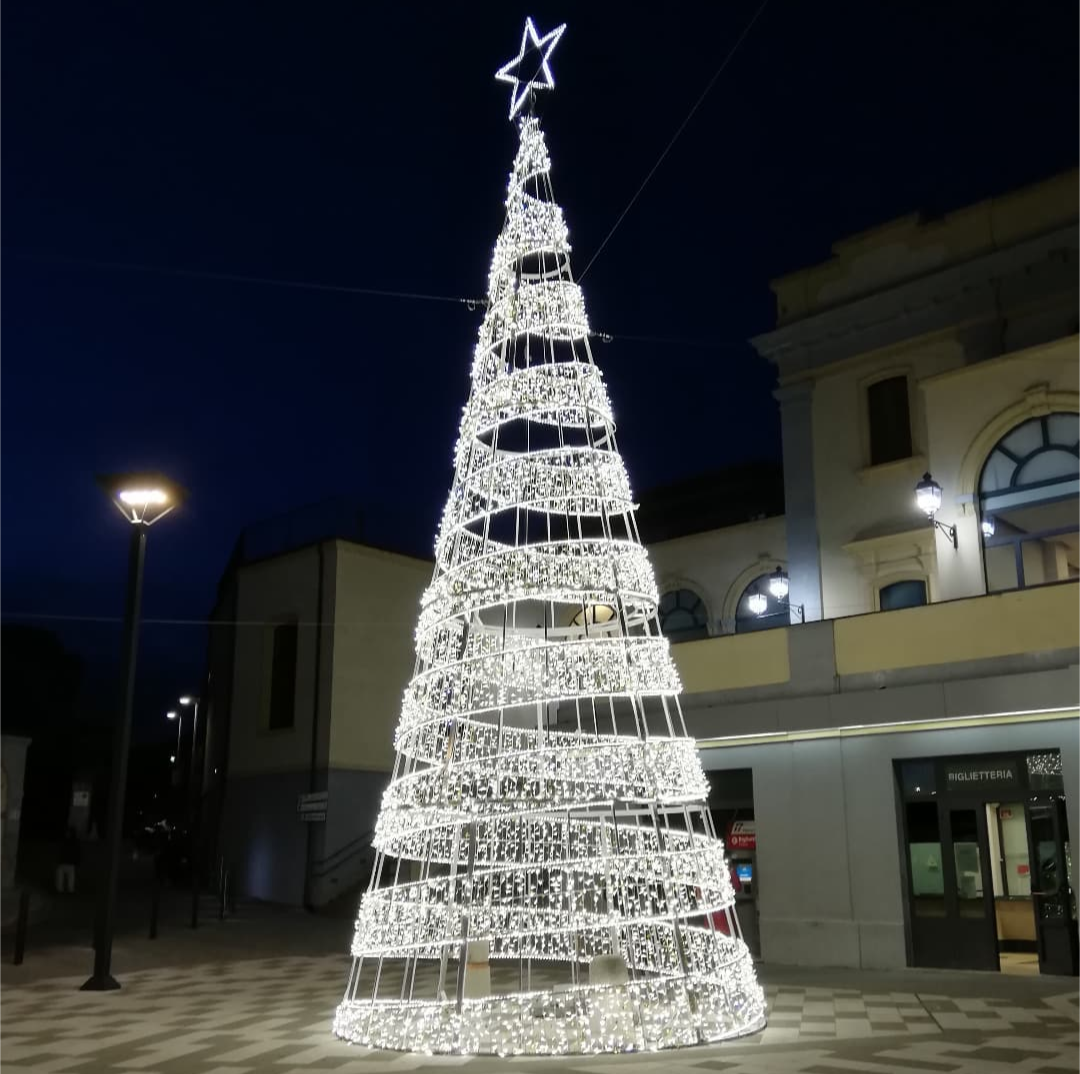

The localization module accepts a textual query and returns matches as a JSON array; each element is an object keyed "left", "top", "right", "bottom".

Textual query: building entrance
[
  {"left": 897, "top": 750, "right": 1077, "bottom": 975},
  {"left": 708, "top": 767, "right": 759, "bottom": 958}
]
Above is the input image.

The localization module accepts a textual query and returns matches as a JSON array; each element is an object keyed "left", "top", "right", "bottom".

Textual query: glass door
[
  {"left": 1028, "top": 798, "right": 1079, "bottom": 976},
  {"left": 903, "top": 798, "right": 998, "bottom": 969},
  {"left": 944, "top": 806, "right": 999, "bottom": 969}
]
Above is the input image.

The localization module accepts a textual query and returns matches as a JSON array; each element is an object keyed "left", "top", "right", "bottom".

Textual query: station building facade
[
  {"left": 660, "top": 169, "right": 1078, "bottom": 975},
  {"left": 204, "top": 170, "right": 1078, "bottom": 975}
]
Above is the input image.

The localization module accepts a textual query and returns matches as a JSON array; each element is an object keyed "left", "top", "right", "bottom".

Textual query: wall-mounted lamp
[
  {"left": 751, "top": 567, "right": 805, "bottom": 623},
  {"left": 980, "top": 516, "right": 995, "bottom": 539},
  {"left": 914, "top": 472, "right": 958, "bottom": 549}
]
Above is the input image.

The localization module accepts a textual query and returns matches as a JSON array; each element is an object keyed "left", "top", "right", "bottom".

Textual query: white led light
[
  {"left": 747, "top": 592, "right": 768, "bottom": 616},
  {"left": 118, "top": 488, "right": 168, "bottom": 506},
  {"left": 915, "top": 472, "right": 943, "bottom": 517},
  {"left": 768, "top": 569, "right": 789, "bottom": 600},
  {"left": 494, "top": 17, "right": 567, "bottom": 120},
  {"left": 334, "top": 48, "right": 764, "bottom": 1056}
]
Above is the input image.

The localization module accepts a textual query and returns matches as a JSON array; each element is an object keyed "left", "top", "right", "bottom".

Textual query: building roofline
[{"left": 759, "top": 168, "right": 1078, "bottom": 330}]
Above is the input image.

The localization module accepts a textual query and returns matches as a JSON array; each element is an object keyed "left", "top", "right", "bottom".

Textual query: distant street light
[
  {"left": 82, "top": 472, "right": 186, "bottom": 992},
  {"left": 178, "top": 694, "right": 203, "bottom": 930},
  {"left": 166, "top": 709, "right": 182, "bottom": 764}
]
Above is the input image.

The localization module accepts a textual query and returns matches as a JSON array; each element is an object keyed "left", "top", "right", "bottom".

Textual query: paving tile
[{"left": 4, "top": 955, "right": 1079, "bottom": 1073}]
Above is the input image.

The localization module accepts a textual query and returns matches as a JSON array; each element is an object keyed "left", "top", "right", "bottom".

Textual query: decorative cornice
[{"left": 751, "top": 225, "right": 1078, "bottom": 376}]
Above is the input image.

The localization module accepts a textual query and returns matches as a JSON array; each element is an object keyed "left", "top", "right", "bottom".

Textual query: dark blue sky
[{"left": 3, "top": 1, "right": 1077, "bottom": 737}]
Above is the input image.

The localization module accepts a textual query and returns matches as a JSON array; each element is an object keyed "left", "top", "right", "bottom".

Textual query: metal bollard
[
  {"left": 13, "top": 888, "right": 30, "bottom": 965},
  {"left": 149, "top": 878, "right": 161, "bottom": 940}
]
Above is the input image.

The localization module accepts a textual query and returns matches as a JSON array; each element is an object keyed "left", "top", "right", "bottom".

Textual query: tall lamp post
[
  {"left": 82, "top": 472, "right": 186, "bottom": 992},
  {"left": 178, "top": 694, "right": 202, "bottom": 928}
]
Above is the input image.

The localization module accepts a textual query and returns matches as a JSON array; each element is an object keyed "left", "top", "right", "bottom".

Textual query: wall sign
[
  {"left": 297, "top": 790, "right": 328, "bottom": 822},
  {"left": 726, "top": 820, "right": 756, "bottom": 850},
  {"left": 944, "top": 759, "right": 1020, "bottom": 793}
]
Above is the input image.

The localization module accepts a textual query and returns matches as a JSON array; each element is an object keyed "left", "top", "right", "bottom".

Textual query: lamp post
[
  {"left": 178, "top": 694, "right": 202, "bottom": 928},
  {"left": 166, "top": 709, "right": 182, "bottom": 780},
  {"left": 82, "top": 472, "right": 186, "bottom": 992}
]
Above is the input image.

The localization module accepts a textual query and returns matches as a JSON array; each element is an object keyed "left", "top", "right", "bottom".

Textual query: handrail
[{"left": 311, "top": 830, "right": 374, "bottom": 879}]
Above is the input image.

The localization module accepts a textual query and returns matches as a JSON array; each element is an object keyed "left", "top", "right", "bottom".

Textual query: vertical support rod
[
  {"left": 81, "top": 523, "right": 147, "bottom": 991},
  {"left": 189, "top": 699, "right": 201, "bottom": 929}
]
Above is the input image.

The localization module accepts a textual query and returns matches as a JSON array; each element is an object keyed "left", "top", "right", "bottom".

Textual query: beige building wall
[
  {"left": 328, "top": 542, "right": 432, "bottom": 772},
  {"left": 766, "top": 171, "right": 1080, "bottom": 621},
  {"left": 227, "top": 546, "right": 323, "bottom": 778},
  {"left": 808, "top": 336, "right": 960, "bottom": 620},
  {"left": 647, "top": 517, "right": 787, "bottom": 634},
  {"left": 808, "top": 334, "right": 1078, "bottom": 617}
]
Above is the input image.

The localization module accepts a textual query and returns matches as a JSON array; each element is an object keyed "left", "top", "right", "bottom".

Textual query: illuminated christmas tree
[{"left": 334, "top": 18, "right": 765, "bottom": 1055}]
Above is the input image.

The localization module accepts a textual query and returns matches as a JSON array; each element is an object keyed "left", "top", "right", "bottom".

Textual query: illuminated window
[{"left": 570, "top": 604, "right": 615, "bottom": 627}]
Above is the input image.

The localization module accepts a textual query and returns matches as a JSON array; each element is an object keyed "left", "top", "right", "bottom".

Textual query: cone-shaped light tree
[{"left": 334, "top": 18, "right": 766, "bottom": 1056}]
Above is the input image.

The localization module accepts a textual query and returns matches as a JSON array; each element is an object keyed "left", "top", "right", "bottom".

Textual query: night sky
[{"left": 3, "top": 2, "right": 1077, "bottom": 740}]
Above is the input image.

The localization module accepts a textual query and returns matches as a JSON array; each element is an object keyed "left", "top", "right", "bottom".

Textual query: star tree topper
[{"left": 495, "top": 17, "right": 567, "bottom": 120}]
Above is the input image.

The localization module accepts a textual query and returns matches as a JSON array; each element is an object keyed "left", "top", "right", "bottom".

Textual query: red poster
[{"left": 726, "top": 820, "right": 756, "bottom": 850}]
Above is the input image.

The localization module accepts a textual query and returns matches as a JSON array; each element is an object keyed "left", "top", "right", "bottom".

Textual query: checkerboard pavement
[{"left": 2, "top": 954, "right": 1077, "bottom": 1073}]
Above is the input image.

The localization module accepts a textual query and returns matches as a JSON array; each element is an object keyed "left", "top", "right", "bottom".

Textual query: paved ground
[{"left": 1, "top": 901, "right": 1076, "bottom": 1073}]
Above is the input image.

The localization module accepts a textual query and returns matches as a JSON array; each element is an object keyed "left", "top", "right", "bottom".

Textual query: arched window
[
  {"left": 979, "top": 412, "right": 1079, "bottom": 592},
  {"left": 735, "top": 574, "right": 788, "bottom": 633},
  {"left": 879, "top": 579, "right": 927, "bottom": 611},
  {"left": 658, "top": 589, "right": 708, "bottom": 643}
]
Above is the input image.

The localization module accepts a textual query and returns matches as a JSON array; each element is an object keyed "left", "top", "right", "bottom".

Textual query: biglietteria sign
[{"left": 944, "top": 760, "right": 1019, "bottom": 791}]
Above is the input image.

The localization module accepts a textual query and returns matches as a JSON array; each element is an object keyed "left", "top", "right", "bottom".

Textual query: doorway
[
  {"left": 708, "top": 767, "right": 759, "bottom": 958},
  {"left": 985, "top": 801, "right": 1037, "bottom": 974},
  {"left": 897, "top": 750, "right": 1077, "bottom": 975}
]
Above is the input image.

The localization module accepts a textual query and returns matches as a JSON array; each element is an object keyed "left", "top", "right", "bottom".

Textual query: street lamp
[
  {"left": 914, "top": 472, "right": 958, "bottom": 549},
  {"left": 767, "top": 567, "right": 789, "bottom": 600},
  {"left": 82, "top": 471, "right": 186, "bottom": 992},
  {"left": 167, "top": 708, "right": 182, "bottom": 763},
  {"left": 753, "top": 567, "right": 805, "bottom": 623},
  {"left": 178, "top": 694, "right": 202, "bottom": 929}
]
